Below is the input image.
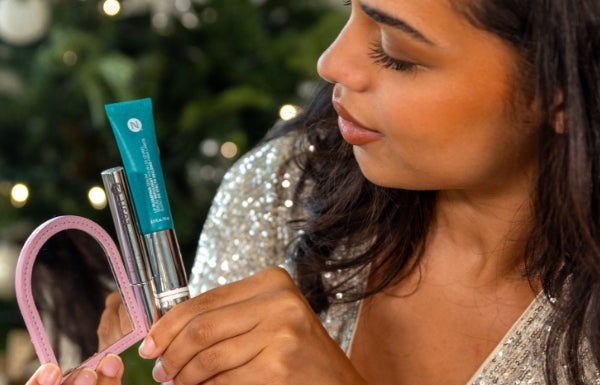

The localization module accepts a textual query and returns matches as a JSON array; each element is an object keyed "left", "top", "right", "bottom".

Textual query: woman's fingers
[
  {"left": 97, "top": 292, "right": 130, "bottom": 351},
  {"left": 96, "top": 354, "right": 124, "bottom": 385},
  {"left": 25, "top": 355, "right": 124, "bottom": 385},
  {"left": 148, "top": 284, "right": 277, "bottom": 382},
  {"left": 137, "top": 266, "right": 361, "bottom": 385},
  {"left": 65, "top": 355, "right": 124, "bottom": 385},
  {"left": 154, "top": 317, "right": 268, "bottom": 383},
  {"left": 66, "top": 369, "right": 98, "bottom": 385},
  {"left": 195, "top": 354, "right": 267, "bottom": 385},
  {"left": 140, "top": 267, "right": 296, "bottom": 359},
  {"left": 25, "top": 364, "right": 62, "bottom": 385},
  {"left": 138, "top": 267, "right": 308, "bottom": 384},
  {"left": 149, "top": 277, "right": 319, "bottom": 384}
]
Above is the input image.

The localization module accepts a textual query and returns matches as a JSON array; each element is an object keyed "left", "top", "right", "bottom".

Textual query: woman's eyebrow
[{"left": 359, "top": 2, "right": 436, "bottom": 46}]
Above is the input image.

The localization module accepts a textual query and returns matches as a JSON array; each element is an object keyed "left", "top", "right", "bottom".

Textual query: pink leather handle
[{"left": 15, "top": 215, "right": 149, "bottom": 379}]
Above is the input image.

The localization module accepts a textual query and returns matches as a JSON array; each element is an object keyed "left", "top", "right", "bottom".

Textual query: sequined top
[{"left": 188, "top": 133, "right": 600, "bottom": 385}]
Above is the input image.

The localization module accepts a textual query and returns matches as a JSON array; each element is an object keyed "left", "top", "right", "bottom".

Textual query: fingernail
[
  {"left": 152, "top": 360, "right": 170, "bottom": 383},
  {"left": 73, "top": 369, "right": 97, "bottom": 385},
  {"left": 36, "top": 364, "right": 61, "bottom": 385},
  {"left": 98, "top": 354, "right": 122, "bottom": 378},
  {"left": 139, "top": 335, "right": 156, "bottom": 358}
]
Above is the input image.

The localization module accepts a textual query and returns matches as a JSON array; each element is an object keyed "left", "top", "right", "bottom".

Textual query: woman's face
[{"left": 317, "top": 0, "right": 539, "bottom": 195}]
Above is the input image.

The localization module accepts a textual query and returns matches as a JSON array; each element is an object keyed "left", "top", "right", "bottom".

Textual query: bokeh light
[
  {"left": 220, "top": 141, "right": 238, "bottom": 159},
  {"left": 279, "top": 104, "right": 300, "bottom": 121},
  {"left": 200, "top": 139, "right": 220, "bottom": 157},
  {"left": 10, "top": 183, "right": 29, "bottom": 208},
  {"left": 102, "top": 0, "right": 121, "bottom": 16},
  {"left": 88, "top": 186, "right": 107, "bottom": 210}
]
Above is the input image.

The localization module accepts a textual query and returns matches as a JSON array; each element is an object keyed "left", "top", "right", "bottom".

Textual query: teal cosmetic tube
[{"left": 105, "top": 98, "right": 189, "bottom": 316}]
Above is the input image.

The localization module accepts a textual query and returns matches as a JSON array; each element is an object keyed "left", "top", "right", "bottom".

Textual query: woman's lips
[{"left": 332, "top": 101, "right": 383, "bottom": 146}]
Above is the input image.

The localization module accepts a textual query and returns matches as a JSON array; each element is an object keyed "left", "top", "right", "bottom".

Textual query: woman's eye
[{"left": 368, "top": 42, "right": 419, "bottom": 72}]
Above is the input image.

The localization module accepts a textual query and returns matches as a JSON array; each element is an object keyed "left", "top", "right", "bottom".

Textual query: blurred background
[{"left": 0, "top": 0, "right": 345, "bottom": 383}]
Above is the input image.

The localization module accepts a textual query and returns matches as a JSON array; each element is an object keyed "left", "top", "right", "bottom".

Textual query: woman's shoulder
[
  {"left": 470, "top": 292, "right": 600, "bottom": 384},
  {"left": 218, "top": 131, "right": 303, "bottom": 197},
  {"left": 189, "top": 131, "right": 305, "bottom": 295}
]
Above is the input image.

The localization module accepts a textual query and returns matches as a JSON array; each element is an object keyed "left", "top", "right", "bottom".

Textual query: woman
[{"left": 27, "top": 0, "right": 600, "bottom": 384}]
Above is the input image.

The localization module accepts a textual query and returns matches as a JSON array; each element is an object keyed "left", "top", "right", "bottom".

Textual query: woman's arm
[{"left": 189, "top": 133, "right": 303, "bottom": 295}]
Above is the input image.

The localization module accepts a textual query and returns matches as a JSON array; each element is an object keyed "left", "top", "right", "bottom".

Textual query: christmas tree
[{"left": 0, "top": 0, "right": 346, "bottom": 382}]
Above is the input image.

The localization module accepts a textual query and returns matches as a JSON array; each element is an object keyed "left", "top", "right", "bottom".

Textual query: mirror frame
[{"left": 15, "top": 215, "right": 149, "bottom": 375}]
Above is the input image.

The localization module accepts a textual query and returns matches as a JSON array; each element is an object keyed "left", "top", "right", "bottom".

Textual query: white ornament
[{"left": 0, "top": 0, "right": 51, "bottom": 46}]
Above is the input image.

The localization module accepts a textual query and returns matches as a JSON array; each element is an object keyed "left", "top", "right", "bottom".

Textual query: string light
[
  {"left": 220, "top": 141, "right": 238, "bottom": 159},
  {"left": 62, "top": 50, "right": 78, "bottom": 66},
  {"left": 10, "top": 183, "right": 29, "bottom": 208},
  {"left": 181, "top": 11, "right": 199, "bottom": 29},
  {"left": 88, "top": 186, "right": 107, "bottom": 210},
  {"left": 102, "top": 0, "right": 121, "bottom": 16},
  {"left": 200, "top": 139, "right": 220, "bottom": 157},
  {"left": 106, "top": 0, "right": 208, "bottom": 30},
  {"left": 279, "top": 104, "right": 300, "bottom": 121}
]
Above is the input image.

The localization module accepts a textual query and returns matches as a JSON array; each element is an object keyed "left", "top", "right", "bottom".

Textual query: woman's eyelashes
[
  {"left": 340, "top": 1, "right": 421, "bottom": 73},
  {"left": 368, "top": 41, "right": 419, "bottom": 72}
]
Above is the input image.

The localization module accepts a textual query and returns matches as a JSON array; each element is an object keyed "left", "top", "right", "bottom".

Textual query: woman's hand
[
  {"left": 25, "top": 354, "right": 124, "bottom": 385},
  {"left": 97, "top": 291, "right": 131, "bottom": 351},
  {"left": 138, "top": 267, "right": 367, "bottom": 385}
]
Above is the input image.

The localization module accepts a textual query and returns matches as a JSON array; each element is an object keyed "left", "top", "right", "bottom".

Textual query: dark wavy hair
[
  {"left": 32, "top": 229, "right": 115, "bottom": 367},
  {"left": 275, "top": 1, "right": 600, "bottom": 384}
]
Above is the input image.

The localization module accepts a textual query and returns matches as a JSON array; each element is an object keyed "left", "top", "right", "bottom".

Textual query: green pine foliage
[
  {"left": 0, "top": 0, "right": 346, "bottom": 258},
  {"left": 0, "top": 0, "right": 345, "bottom": 382}
]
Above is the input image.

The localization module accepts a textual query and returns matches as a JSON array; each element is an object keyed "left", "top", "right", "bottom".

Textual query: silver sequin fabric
[{"left": 189, "top": 133, "right": 600, "bottom": 384}]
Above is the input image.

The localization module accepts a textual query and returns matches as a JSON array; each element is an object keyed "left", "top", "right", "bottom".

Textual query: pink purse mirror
[{"left": 15, "top": 215, "right": 149, "bottom": 381}]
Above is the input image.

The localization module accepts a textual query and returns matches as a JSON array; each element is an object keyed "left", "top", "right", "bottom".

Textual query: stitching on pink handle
[{"left": 15, "top": 215, "right": 149, "bottom": 376}]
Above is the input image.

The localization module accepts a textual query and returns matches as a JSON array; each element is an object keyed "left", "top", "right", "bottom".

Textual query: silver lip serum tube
[
  {"left": 102, "top": 166, "right": 159, "bottom": 326},
  {"left": 144, "top": 229, "right": 190, "bottom": 314}
]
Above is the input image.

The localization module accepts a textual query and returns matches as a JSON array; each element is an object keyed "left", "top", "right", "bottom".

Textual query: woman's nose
[{"left": 317, "top": 18, "right": 371, "bottom": 92}]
